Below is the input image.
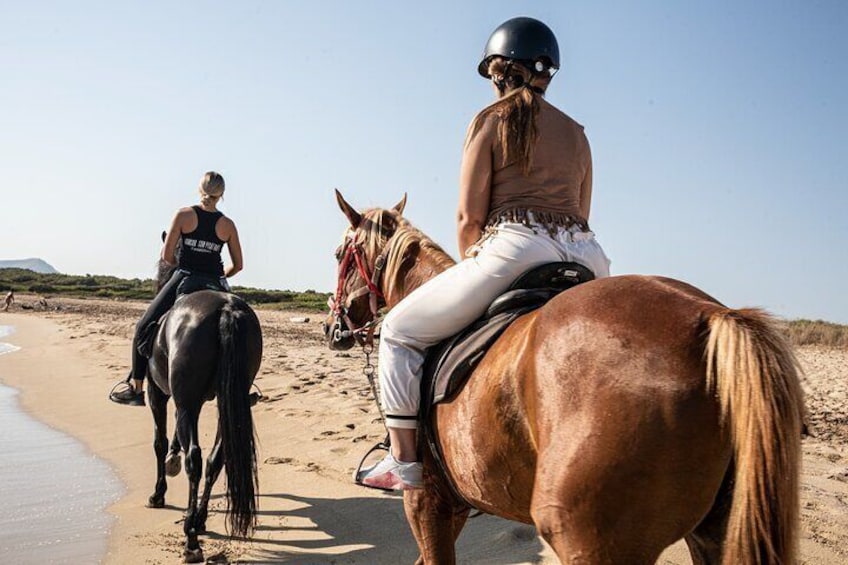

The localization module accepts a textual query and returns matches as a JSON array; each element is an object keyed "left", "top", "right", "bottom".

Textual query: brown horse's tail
[{"left": 706, "top": 308, "right": 805, "bottom": 565}]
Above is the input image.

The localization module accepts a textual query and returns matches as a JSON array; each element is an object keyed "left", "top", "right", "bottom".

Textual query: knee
[
  {"left": 185, "top": 446, "right": 202, "bottom": 475},
  {"left": 531, "top": 503, "right": 572, "bottom": 540},
  {"left": 379, "top": 311, "right": 407, "bottom": 348}
]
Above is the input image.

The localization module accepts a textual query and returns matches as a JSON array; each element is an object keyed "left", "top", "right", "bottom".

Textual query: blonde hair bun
[{"left": 199, "top": 171, "right": 225, "bottom": 205}]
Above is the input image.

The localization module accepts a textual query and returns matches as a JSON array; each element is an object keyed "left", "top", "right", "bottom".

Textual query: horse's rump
[{"left": 435, "top": 275, "right": 730, "bottom": 518}]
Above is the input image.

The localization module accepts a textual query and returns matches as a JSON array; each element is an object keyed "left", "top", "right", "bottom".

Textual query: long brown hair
[{"left": 466, "top": 59, "right": 542, "bottom": 175}]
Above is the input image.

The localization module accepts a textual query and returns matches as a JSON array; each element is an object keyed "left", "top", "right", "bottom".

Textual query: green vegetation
[
  {"left": 4, "top": 268, "right": 847, "bottom": 344},
  {"left": 0, "top": 268, "right": 331, "bottom": 311}
]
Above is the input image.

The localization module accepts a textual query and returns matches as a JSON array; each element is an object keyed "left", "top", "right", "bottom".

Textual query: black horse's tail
[{"left": 216, "top": 302, "right": 258, "bottom": 537}]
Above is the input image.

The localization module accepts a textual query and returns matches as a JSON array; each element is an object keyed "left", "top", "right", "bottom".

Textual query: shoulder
[
  {"left": 217, "top": 214, "right": 237, "bottom": 233},
  {"left": 169, "top": 206, "right": 196, "bottom": 226},
  {"left": 541, "top": 98, "right": 585, "bottom": 132},
  {"left": 464, "top": 108, "right": 498, "bottom": 148}
]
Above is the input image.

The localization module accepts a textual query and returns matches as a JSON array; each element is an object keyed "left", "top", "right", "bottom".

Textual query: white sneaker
[{"left": 357, "top": 454, "right": 423, "bottom": 490}]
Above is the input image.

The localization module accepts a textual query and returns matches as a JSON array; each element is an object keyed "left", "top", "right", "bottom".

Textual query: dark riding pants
[{"left": 129, "top": 270, "right": 186, "bottom": 382}]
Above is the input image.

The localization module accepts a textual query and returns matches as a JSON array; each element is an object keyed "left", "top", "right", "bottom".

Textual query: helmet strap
[{"left": 492, "top": 60, "right": 545, "bottom": 95}]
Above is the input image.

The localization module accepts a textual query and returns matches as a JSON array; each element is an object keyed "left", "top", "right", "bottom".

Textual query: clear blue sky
[{"left": 1, "top": 1, "right": 846, "bottom": 323}]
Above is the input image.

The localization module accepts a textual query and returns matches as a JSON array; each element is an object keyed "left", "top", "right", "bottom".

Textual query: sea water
[{"left": 0, "top": 325, "right": 123, "bottom": 564}]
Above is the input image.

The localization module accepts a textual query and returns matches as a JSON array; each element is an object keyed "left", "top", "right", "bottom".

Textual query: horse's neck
[{"left": 384, "top": 246, "right": 455, "bottom": 309}]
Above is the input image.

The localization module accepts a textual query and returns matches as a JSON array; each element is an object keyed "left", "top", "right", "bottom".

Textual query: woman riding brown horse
[
  {"left": 325, "top": 17, "right": 803, "bottom": 564},
  {"left": 326, "top": 196, "right": 803, "bottom": 564}
]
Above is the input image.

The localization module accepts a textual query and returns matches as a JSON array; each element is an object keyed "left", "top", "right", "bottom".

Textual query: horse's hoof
[
  {"left": 183, "top": 548, "right": 204, "bottom": 563},
  {"left": 165, "top": 452, "right": 182, "bottom": 477},
  {"left": 146, "top": 495, "right": 165, "bottom": 508}
]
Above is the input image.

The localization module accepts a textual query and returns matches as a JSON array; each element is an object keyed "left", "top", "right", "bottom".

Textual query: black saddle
[
  {"left": 420, "top": 261, "right": 594, "bottom": 409},
  {"left": 137, "top": 273, "right": 231, "bottom": 357},
  {"left": 418, "top": 261, "right": 594, "bottom": 503},
  {"left": 176, "top": 273, "right": 229, "bottom": 297}
]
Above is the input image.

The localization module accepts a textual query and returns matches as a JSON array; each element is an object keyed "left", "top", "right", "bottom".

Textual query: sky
[{"left": 1, "top": 1, "right": 846, "bottom": 323}]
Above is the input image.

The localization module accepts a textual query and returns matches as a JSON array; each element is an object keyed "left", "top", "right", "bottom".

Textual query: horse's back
[
  {"left": 436, "top": 275, "right": 732, "bottom": 556},
  {"left": 150, "top": 291, "right": 262, "bottom": 398}
]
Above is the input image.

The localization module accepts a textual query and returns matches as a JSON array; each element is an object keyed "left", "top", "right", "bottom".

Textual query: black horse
[{"left": 145, "top": 258, "right": 263, "bottom": 563}]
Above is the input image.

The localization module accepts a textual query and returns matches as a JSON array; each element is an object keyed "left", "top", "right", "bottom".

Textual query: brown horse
[{"left": 324, "top": 191, "right": 804, "bottom": 565}]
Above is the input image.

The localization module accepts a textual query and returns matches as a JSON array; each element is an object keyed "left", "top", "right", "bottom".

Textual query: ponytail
[{"left": 466, "top": 59, "right": 541, "bottom": 175}]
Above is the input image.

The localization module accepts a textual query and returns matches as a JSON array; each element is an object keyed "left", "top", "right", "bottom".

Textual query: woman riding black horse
[{"left": 110, "top": 171, "right": 244, "bottom": 405}]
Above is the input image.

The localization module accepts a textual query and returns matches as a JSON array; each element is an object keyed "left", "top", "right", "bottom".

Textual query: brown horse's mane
[{"left": 357, "top": 208, "right": 455, "bottom": 302}]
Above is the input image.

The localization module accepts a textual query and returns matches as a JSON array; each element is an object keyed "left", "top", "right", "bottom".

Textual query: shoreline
[
  {"left": 0, "top": 303, "right": 845, "bottom": 563},
  {"left": 0, "top": 379, "right": 121, "bottom": 562}
]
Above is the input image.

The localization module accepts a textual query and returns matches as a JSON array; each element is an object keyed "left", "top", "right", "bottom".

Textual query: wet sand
[{"left": 0, "top": 298, "right": 845, "bottom": 564}]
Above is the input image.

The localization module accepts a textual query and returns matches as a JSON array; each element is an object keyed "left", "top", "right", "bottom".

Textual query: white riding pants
[{"left": 378, "top": 220, "right": 611, "bottom": 429}]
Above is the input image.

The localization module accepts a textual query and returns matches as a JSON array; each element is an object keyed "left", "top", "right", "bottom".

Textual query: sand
[{"left": 0, "top": 295, "right": 845, "bottom": 564}]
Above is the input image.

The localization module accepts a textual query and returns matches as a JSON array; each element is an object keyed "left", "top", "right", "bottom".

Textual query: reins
[{"left": 328, "top": 227, "right": 402, "bottom": 432}]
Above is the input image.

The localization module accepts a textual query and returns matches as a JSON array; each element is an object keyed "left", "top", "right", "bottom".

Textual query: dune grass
[{"left": 782, "top": 319, "right": 848, "bottom": 348}]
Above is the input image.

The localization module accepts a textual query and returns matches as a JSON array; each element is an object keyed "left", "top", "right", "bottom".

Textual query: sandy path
[{"left": 0, "top": 297, "right": 845, "bottom": 563}]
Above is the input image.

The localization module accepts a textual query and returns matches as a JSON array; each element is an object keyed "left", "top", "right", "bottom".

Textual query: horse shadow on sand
[{"left": 202, "top": 491, "right": 547, "bottom": 564}]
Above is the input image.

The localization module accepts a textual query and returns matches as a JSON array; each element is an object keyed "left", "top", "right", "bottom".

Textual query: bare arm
[
  {"left": 457, "top": 117, "right": 495, "bottom": 257},
  {"left": 161, "top": 210, "right": 186, "bottom": 266},
  {"left": 219, "top": 218, "right": 243, "bottom": 278}
]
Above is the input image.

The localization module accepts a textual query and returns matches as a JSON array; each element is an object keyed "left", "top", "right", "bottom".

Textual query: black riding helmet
[{"left": 477, "top": 16, "right": 560, "bottom": 79}]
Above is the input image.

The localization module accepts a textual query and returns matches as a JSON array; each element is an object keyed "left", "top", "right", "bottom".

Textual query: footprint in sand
[{"left": 264, "top": 456, "right": 294, "bottom": 465}]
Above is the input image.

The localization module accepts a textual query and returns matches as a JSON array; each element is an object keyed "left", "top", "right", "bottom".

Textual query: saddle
[
  {"left": 175, "top": 272, "right": 230, "bottom": 297},
  {"left": 418, "top": 261, "right": 594, "bottom": 502},
  {"left": 420, "top": 261, "right": 595, "bottom": 409},
  {"left": 136, "top": 274, "right": 231, "bottom": 358}
]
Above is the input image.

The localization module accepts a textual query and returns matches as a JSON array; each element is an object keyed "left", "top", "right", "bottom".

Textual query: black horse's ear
[
  {"left": 161, "top": 231, "right": 167, "bottom": 242},
  {"left": 335, "top": 189, "right": 362, "bottom": 228},
  {"left": 393, "top": 193, "right": 408, "bottom": 216}
]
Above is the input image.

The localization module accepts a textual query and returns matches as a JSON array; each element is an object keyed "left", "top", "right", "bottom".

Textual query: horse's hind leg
[
  {"left": 684, "top": 470, "right": 732, "bottom": 565},
  {"left": 530, "top": 452, "right": 665, "bottom": 564},
  {"left": 147, "top": 383, "right": 169, "bottom": 508},
  {"left": 196, "top": 429, "right": 224, "bottom": 534},
  {"left": 176, "top": 407, "right": 204, "bottom": 563},
  {"left": 165, "top": 431, "right": 182, "bottom": 477}
]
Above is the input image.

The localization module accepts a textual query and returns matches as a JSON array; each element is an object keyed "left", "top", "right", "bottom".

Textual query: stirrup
[
  {"left": 108, "top": 380, "right": 145, "bottom": 406},
  {"left": 353, "top": 434, "right": 394, "bottom": 492}
]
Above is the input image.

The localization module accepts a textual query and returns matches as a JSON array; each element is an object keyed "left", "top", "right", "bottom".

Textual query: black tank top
[{"left": 178, "top": 206, "right": 225, "bottom": 277}]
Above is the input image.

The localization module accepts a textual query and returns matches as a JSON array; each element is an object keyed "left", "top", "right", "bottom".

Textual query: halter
[{"left": 328, "top": 230, "right": 394, "bottom": 348}]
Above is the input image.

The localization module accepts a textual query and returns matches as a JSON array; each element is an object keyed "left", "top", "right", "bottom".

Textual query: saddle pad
[{"left": 421, "top": 295, "right": 553, "bottom": 407}]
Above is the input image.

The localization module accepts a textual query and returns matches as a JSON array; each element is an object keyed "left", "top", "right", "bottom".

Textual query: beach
[{"left": 0, "top": 297, "right": 845, "bottom": 564}]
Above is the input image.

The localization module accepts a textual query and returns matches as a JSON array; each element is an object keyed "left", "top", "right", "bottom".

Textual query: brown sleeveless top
[{"left": 461, "top": 97, "right": 593, "bottom": 232}]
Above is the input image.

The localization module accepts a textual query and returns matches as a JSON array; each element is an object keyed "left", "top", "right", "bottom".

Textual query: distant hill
[{"left": 0, "top": 258, "right": 58, "bottom": 274}]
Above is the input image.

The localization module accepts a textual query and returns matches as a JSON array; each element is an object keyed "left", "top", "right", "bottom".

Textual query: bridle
[{"left": 328, "top": 229, "right": 395, "bottom": 349}]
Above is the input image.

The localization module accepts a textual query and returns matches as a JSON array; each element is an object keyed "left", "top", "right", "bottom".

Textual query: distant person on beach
[
  {"left": 356, "top": 17, "right": 610, "bottom": 490},
  {"left": 109, "top": 171, "right": 244, "bottom": 406},
  {"left": 2, "top": 290, "right": 13, "bottom": 311}
]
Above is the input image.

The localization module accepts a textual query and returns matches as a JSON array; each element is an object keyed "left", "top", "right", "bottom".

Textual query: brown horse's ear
[
  {"left": 161, "top": 231, "right": 167, "bottom": 243},
  {"left": 335, "top": 189, "right": 361, "bottom": 228},
  {"left": 393, "top": 193, "right": 408, "bottom": 216}
]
